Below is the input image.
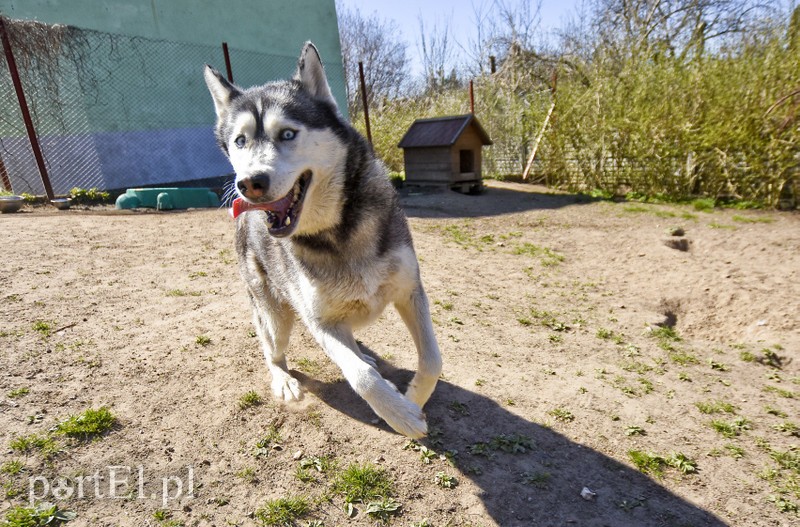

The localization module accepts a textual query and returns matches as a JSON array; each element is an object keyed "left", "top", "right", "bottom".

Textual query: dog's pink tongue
[{"left": 229, "top": 196, "right": 291, "bottom": 219}]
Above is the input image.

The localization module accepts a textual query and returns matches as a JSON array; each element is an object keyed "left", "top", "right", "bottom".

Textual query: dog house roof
[{"left": 398, "top": 114, "right": 493, "bottom": 148}]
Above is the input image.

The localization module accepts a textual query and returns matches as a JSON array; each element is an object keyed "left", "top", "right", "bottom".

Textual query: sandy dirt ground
[{"left": 1, "top": 180, "right": 798, "bottom": 526}]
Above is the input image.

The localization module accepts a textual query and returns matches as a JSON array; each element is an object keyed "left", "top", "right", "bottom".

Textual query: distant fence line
[{"left": 0, "top": 17, "right": 345, "bottom": 197}]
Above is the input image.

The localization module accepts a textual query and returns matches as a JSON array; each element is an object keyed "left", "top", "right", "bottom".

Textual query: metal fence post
[
  {"left": 358, "top": 61, "right": 372, "bottom": 146},
  {"left": 222, "top": 42, "right": 233, "bottom": 83},
  {"left": 0, "top": 17, "right": 55, "bottom": 199}
]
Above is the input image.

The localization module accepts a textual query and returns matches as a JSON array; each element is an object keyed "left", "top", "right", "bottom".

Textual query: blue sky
[{"left": 336, "top": 0, "right": 581, "bottom": 76}]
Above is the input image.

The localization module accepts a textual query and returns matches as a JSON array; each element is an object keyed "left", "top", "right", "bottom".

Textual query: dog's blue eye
[
  {"left": 234, "top": 135, "right": 246, "bottom": 148},
  {"left": 279, "top": 129, "right": 296, "bottom": 141}
]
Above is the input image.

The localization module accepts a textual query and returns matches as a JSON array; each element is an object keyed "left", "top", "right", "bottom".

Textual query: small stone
[
  {"left": 292, "top": 449, "right": 304, "bottom": 460},
  {"left": 581, "top": 487, "right": 597, "bottom": 501}
]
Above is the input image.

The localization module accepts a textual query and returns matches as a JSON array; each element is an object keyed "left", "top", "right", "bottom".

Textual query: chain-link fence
[{"left": 0, "top": 17, "right": 345, "bottom": 197}]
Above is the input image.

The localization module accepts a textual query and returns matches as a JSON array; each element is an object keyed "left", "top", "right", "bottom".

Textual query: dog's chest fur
[{"left": 240, "top": 213, "right": 418, "bottom": 329}]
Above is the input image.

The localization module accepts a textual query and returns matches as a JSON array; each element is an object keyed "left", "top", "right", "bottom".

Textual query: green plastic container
[{"left": 115, "top": 188, "right": 220, "bottom": 210}]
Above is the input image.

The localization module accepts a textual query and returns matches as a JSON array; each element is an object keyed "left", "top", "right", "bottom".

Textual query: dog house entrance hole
[{"left": 459, "top": 149, "right": 475, "bottom": 173}]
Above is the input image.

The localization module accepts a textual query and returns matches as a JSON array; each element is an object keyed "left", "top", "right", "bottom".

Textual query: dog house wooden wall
[{"left": 398, "top": 114, "right": 492, "bottom": 192}]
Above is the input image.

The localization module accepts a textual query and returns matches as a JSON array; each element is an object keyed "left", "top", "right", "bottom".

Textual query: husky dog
[{"left": 204, "top": 43, "right": 442, "bottom": 438}]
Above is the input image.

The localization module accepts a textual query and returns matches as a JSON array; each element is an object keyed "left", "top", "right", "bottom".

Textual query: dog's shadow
[{"left": 293, "top": 347, "right": 725, "bottom": 526}]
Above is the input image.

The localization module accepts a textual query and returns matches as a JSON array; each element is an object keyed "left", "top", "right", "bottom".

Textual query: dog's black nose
[{"left": 237, "top": 172, "right": 270, "bottom": 199}]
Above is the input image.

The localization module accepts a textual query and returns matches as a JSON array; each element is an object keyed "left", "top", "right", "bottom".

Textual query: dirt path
[{"left": 1, "top": 181, "right": 798, "bottom": 526}]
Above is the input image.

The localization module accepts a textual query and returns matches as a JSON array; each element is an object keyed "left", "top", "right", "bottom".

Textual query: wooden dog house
[{"left": 398, "top": 114, "right": 492, "bottom": 192}]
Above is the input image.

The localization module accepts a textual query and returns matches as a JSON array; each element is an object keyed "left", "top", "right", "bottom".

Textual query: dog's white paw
[
  {"left": 271, "top": 371, "right": 303, "bottom": 402},
  {"left": 380, "top": 396, "right": 428, "bottom": 439}
]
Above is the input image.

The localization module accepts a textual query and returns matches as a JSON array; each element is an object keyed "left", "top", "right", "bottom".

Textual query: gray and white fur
[{"left": 204, "top": 42, "right": 442, "bottom": 438}]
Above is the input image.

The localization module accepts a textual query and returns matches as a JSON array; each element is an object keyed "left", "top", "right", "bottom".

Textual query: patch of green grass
[
  {"left": 6, "top": 387, "right": 29, "bottom": 399},
  {"left": 622, "top": 361, "right": 653, "bottom": 375},
  {"left": 711, "top": 417, "right": 751, "bottom": 438},
  {"left": 0, "top": 460, "right": 24, "bottom": 475},
  {"left": 166, "top": 289, "right": 201, "bottom": 297},
  {"left": 434, "top": 300, "right": 454, "bottom": 311},
  {"left": 296, "top": 455, "right": 337, "bottom": 483},
  {"left": 295, "top": 357, "right": 322, "bottom": 375},
  {"left": 447, "top": 401, "right": 470, "bottom": 416},
  {"left": 489, "top": 433, "right": 535, "bottom": 453},
  {"left": 442, "top": 224, "right": 474, "bottom": 246},
  {"left": 10, "top": 434, "right": 59, "bottom": 457},
  {"left": 195, "top": 335, "right": 212, "bottom": 346},
  {"left": 625, "top": 426, "right": 646, "bottom": 436},
  {"left": 724, "top": 444, "right": 745, "bottom": 459},
  {"left": 254, "top": 495, "right": 309, "bottom": 526},
  {"left": 236, "top": 467, "right": 258, "bottom": 483},
  {"left": 522, "top": 471, "right": 551, "bottom": 488},
  {"left": 254, "top": 425, "right": 283, "bottom": 457},
  {"left": 708, "top": 221, "right": 736, "bottom": 230},
  {"left": 764, "top": 385, "right": 796, "bottom": 399},
  {"left": 596, "top": 328, "right": 614, "bottom": 340},
  {"left": 765, "top": 406, "right": 788, "bottom": 418},
  {"left": 332, "top": 463, "right": 394, "bottom": 504},
  {"left": 628, "top": 450, "right": 698, "bottom": 477},
  {"left": 692, "top": 198, "right": 716, "bottom": 211},
  {"left": 731, "top": 214, "right": 774, "bottom": 224},
  {"left": 56, "top": 407, "right": 116, "bottom": 440},
  {"left": 708, "top": 360, "right": 729, "bottom": 371},
  {"left": 695, "top": 400, "right": 737, "bottom": 415},
  {"left": 32, "top": 320, "right": 53, "bottom": 337},
  {"left": 772, "top": 421, "right": 800, "bottom": 437},
  {"left": 513, "top": 243, "right": 564, "bottom": 267},
  {"left": 651, "top": 326, "right": 680, "bottom": 342},
  {"left": 740, "top": 350, "right": 756, "bottom": 362},
  {"left": 1, "top": 503, "right": 76, "bottom": 526},
  {"left": 238, "top": 390, "right": 263, "bottom": 410},
  {"left": 364, "top": 497, "right": 402, "bottom": 522},
  {"left": 468, "top": 442, "right": 492, "bottom": 457},
  {"left": 638, "top": 377, "right": 654, "bottom": 394},
  {"left": 622, "top": 204, "right": 650, "bottom": 213},
  {"left": 548, "top": 408, "right": 575, "bottom": 422},
  {"left": 669, "top": 350, "right": 699, "bottom": 365},
  {"left": 434, "top": 471, "right": 458, "bottom": 489}
]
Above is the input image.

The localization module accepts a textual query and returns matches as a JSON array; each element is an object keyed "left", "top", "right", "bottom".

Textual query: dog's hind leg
[
  {"left": 309, "top": 324, "right": 428, "bottom": 438},
  {"left": 395, "top": 284, "right": 442, "bottom": 409},
  {"left": 251, "top": 299, "right": 301, "bottom": 401}
]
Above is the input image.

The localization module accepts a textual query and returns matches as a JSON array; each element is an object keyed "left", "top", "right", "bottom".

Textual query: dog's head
[{"left": 204, "top": 42, "right": 349, "bottom": 238}]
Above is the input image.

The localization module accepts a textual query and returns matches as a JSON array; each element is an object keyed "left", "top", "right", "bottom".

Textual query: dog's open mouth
[{"left": 231, "top": 171, "right": 312, "bottom": 237}]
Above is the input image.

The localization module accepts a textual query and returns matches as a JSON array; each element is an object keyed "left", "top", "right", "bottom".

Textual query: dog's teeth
[{"left": 285, "top": 216, "right": 291, "bottom": 226}]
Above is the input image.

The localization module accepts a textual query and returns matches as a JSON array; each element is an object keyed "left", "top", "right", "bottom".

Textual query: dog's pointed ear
[
  {"left": 294, "top": 42, "right": 337, "bottom": 108},
  {"left": 204, "top": 65, "right": 240, "bottom": 118}
]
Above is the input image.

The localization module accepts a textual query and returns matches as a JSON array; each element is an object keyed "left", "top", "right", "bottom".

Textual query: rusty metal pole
[
  {"left": 222, "top": 42, "right": 234, "bottom": 83},
  {"left": 0, "top": 17, "right": 54, "bottom": 200},
  {"left": 358, "top": 61, "right": 372, "bottom": 145},
  {"left": 469, "top": 80, "right": 475, "bottom": 114}
]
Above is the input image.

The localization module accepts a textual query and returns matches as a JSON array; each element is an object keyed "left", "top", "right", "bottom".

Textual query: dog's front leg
[
  {"left": 395, "top": 284, "right": 442, "bottom": 408},
  {"left": 251, "top": 303, "right": 302, "bottom": 401},
  {"left": 310, "top": 323, "right": 428, "bottom": 438}
]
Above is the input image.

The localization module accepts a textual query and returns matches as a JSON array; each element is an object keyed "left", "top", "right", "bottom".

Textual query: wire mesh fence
[{"left": 0, "top": 17, "right": 342, "bottom": 197}]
